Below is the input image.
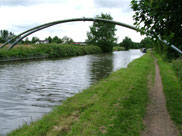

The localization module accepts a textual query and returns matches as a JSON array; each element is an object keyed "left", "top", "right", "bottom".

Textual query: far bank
[{"left": 0, "top": 44, "right": 102, "bottom": 62}]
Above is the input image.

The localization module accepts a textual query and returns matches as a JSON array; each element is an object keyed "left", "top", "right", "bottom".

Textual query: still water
[{"left": 0, "top": 50, "right": 144, "bottom": 135}]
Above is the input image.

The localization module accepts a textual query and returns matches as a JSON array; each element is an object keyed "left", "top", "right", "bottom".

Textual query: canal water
[{"left": 0, "top": 50, "right": 144, "bottom": 135}]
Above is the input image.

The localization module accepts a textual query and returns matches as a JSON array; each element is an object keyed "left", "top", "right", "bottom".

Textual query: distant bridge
[{"left": 0, "top": 17, "right": 181, "bottom": 54}]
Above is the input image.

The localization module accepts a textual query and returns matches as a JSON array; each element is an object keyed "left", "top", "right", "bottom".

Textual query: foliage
[
  {"left": 45, "top": 36, "right": 73, "bottom": 44},
  {"left": 24, "top": 37, "right": 31, "bottom": 44},
  {"left": 86, "top": 13, "right": 117, "bottom": 52},
  {"left": 62, "top": 36, "right": 74, "bottom": 44},
  {"left": 113, "top": 46, "right": 125, "bottom": 51},
  {"left": 31, "top": 37, "right": 40, "bottom": 44},
  {"left": 120, "top": 37, "right": 133, "bottom": 50},
  {"left": 131, "top": 0, "right": 182, "bottom": 58},
  {"left": 0, "top": 30, "right": 15, "bottom": 43},
  {"left": 0, "top": 44, "right": 102, "bottom": 60},
  {"left": 118, "top": 36, "right": 154, "bottom": 50},
  {"left": 140, "top": 37, "right": 154, "bottom": 48},
  {"left": 52, "top": 36, "right": 62, "bottom": 44},
  {"left": 172, "top": 58, "right": 182, "bottom": 82},
  {"left": 157, "top": 55, "right": 182, "bottom": 134},
  {"left": 8, "top": 52, "right": 155, "bottom": 136}
]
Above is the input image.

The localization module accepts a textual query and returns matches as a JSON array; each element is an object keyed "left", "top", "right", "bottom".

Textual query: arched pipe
[
  {"left": 1, "top": 18, "right": 137, "bottom": 49},
  {"left": 9, "top": 24, "right": 55, "bottom": 49},
  {"left": 1, "top": 17, "right": 182, "bottom": 54}
]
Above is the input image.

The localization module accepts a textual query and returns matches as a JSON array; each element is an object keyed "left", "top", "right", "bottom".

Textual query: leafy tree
[
  {"left": 31, "top": 37, "right": 39, "bottom": 44},
  {"left": 140, "top": 37, "right": 153, "bottom": 49},
  {"left": 121, "top": 37, "right": 133, "bottom": 50},
  {"left": 52, "top": 36, "right": 62, "bottom": 44},
  {"left": 131, "top": 0, "right": 182, "bottom": 57},
  {"left": 86, "top": 13, "right": 117, "bottom": 52},
  {"left": 46, "top": 36, "right": 52, "bottom": 43},
  {"left": 0, "top": 37, "right": 3, "bottom": 43},
  {"left": 0, "top": 30, "right": 15, "bottom": 43},
  {"left": 24, "top": 37, "right": 30, "bottom": 44},
  {"left": 62, "top": 36, "right": 73, "bottom": 44}
]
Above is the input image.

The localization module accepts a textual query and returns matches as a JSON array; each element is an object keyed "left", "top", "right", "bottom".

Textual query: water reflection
[
  {"left": 89, "top": 53, "right": 113, "bottom": 82},
  {"left": 0, "top": 50, "right": 143, "bottom": 135}
]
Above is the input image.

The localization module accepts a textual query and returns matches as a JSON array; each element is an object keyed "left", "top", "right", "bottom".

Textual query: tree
[
  {"left": 131, "top": 0, "right": 182, "bottom": 57},
  {"left": 52, "top": 36, "right": 62, "bottom": 44},
  {"left": 31, "top": 37, "right": 39, "bottom": 44},
  {"left": 121, "top": 37, "right": 133, "bottom": 50},
  {"left": 24, "top": 37, "right": 30, "bottom": 44},
  {"left": 140, "top": 37, "right": 153, "bottom": 49},
  {"left": 0, "top": 37, "right": 3, "bottom": 43},
  {"left": 62, "top": 36, "right": 73, "bottom": 44},
  {"left": 46, "top": 36, "right": 52, "bottom": 43},
  {"left": 86, "top": 13, "right": 117, "bottom": 52},
  {"left": 0, "top": 30, "right": 15, "bottom": 43}
]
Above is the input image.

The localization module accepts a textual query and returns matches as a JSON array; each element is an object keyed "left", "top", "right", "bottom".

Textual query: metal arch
[
  {"left": 0, "top": 17, "right": 181, "bottom": 54},
  {"left": 0, "top": 18, "right": 137, "bottom": 49}
]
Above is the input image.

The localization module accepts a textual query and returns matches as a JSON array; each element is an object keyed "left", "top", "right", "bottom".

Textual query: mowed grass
[
  {"left": 157, "top": 55, "right": 182, "bottom": 135},
  {"left": 8, "top": 52, "right": 155, "bottom": 136}
]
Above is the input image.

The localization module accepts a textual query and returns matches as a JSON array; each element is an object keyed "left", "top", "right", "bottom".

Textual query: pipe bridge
[{"left": 0, "top": 17, "right": 181, "bottom": 54}]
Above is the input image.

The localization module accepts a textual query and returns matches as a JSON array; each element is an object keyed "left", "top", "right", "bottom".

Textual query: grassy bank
[
  {"left": 8, "top": 52, "right": 155, "bottom": 136},
  {"left": 113, "top": 46, "right": 125, "bottom": 51},
  {"left": 157, "top": 55, "right": 182, "bottom": 134},
  {"left": 0, "top": 44, "right": 102, "bottom": 61}
]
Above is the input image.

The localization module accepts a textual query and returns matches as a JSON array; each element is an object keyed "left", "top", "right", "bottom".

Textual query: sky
[{"left": 0, "top": 0, "right": 145, "bottom": 43}]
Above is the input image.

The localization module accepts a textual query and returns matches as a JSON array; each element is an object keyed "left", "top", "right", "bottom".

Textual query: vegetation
[
  {"left": 172, "top": 58, "right": 182, "bottom": 83},
  {"left": 157, "top": 55, "right": 182, "bottom": 134},
  {"left": 131, "top": 0, "right": 182, "bottom": 58},
  {"left": 120, "top": 37, "right": 133, "bottom": 50},
  {"left": 113, "top": 46, "right": 125, "bottom": 51},
  {"left": 0, "top": 30, "right": 15, "bottom": 43},
  {"left": 118, "top": 36, "right": 154, "bottom": 50},
  {"left": 0, "top": 44, "right": 102, "bottom": 61},
  {"left": 21, "top": 36, "right": 74, "bottom": 44},
  {"left": 8, "top": 52, "right": 155, "bottom": 136},
  {"left": 86, "top": 13, "right": 117, "bottom": 52}
]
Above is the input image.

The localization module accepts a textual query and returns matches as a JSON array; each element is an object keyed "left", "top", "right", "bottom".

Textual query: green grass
[
  {"left": 172, "top": 58, "right": 182, "bottom": 85},
  {"left": 8, "top": 52, "right": 155, "bottom": 136},
  {"left": 113, "top": 46, "right": 125, "bottom": 51},
  {"left": 0, "top": 44, "right": 102, "bottom": 61},
  {"left": 156, "top": 55, "right": 182, "bottom": 135}
]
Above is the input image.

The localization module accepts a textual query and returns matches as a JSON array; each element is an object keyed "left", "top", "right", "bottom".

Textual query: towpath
[{"left": 142, "top": 59, "right": 179, "bottom": 136}]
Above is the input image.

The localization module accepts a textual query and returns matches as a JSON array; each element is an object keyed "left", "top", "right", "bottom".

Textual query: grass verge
[
  {"left": 156, "top": 55, "right": 182, "bottom": 135},
  {"left": 113, "top": 46, "right": 125, "bottom": 51},
  {"left": 0, "top": 44, "right": 102, "bottom": 61},
  {"left": 8, "top": 52, "right": 155, "bottom": 136}
]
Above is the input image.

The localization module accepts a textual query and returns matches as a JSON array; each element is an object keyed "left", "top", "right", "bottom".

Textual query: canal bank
[
  {"left": 0, "top": 44, "right": 102, "bottom": 62},
  {"left": 0, "top": 50, "right": 144, "bottom": 135},
  {"left": 7, "top": 51, "right": 155, "bottom": 136}
]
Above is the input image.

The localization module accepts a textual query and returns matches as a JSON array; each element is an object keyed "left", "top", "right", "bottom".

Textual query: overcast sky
[{"left": 0, "top": 0, "right": 145, "bottom": 42}]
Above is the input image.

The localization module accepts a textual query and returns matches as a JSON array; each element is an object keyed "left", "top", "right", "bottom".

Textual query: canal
[{"left": 0, "top": 50, "right": 144, "bottom": 135}]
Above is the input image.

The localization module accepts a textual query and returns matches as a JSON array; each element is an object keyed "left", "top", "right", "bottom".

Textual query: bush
[
  {"left": 172, "top": 58, "right": 182, "bottom": 82},
  {"left": 0, "top": 44, "right": 102, "bottom": 60}
]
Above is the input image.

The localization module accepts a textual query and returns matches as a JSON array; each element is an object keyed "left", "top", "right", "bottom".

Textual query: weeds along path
[{"left": 142, "top": 59, "right": 179, "bottom": 136}]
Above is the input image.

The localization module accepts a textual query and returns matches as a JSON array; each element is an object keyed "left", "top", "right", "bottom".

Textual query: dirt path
[{"left": 142, "top": 59, "right": 179, "bottom": 136}]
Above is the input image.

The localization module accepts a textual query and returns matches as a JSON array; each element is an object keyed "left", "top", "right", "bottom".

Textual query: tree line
[
  {"left": 0, "top": 30, "right": 74, "bottom": 44},
  {"left": 118, "top": 36, "right": 153, "bottom": 50},
  {"left": 23, "top": 36, "right": 74, "bottom": 44}
]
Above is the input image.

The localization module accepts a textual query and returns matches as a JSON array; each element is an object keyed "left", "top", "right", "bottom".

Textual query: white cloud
[{"left": 0, "top": 0, "right": 144, "bottom": 43}]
